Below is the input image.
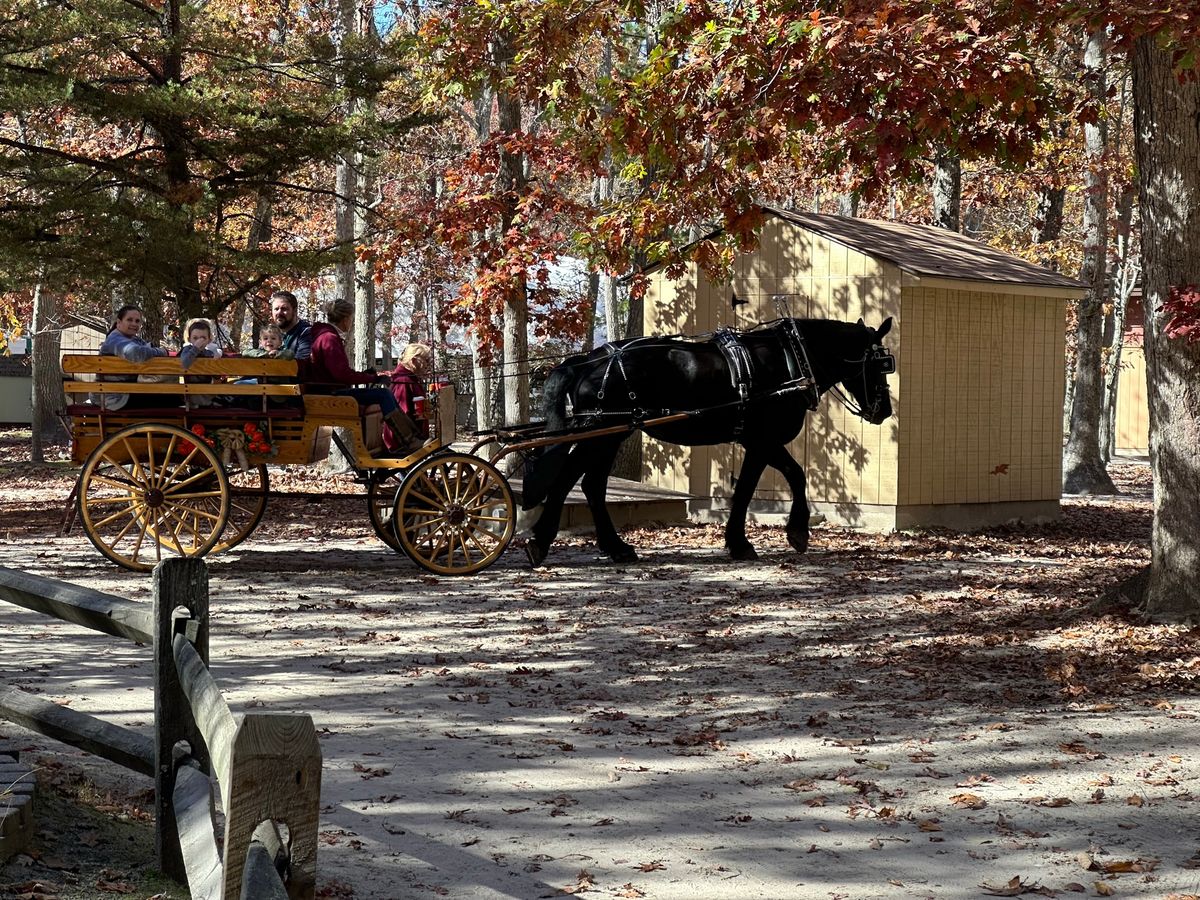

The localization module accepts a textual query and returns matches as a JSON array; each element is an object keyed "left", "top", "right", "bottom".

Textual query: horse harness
[
  {"left": 713, "top": 321, "right": 821, "bottom": 434},
  {"left": 576, "top": 323, "right": 822, "bottom": 430}
]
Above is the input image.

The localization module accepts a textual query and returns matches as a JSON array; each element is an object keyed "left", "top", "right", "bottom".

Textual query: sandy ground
[{"left": 3, "top": 458, "right": 1200, "bottom": 899}]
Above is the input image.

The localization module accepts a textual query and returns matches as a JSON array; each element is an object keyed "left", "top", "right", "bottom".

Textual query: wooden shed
[{"left": 641, "top": 206, "right": 1086, "bottom": 532}]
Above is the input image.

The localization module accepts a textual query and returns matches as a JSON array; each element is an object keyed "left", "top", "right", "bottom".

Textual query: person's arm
[
  {"left": 291, "top": 324, "right": 313, "bottom": 360},
  {"left": 313, "top": 334, "right": 375, "bottom": 384},
  {"left": 101, "top": 332, "right": 168, "bottom": 363}
]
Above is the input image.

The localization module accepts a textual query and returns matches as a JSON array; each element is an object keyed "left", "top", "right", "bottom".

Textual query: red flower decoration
[
  {"left": 244, "top": 422, "right": 257, "bottom": 435},
  {"left": 191, "top": 424, "right": 206, "bottom": 436}
]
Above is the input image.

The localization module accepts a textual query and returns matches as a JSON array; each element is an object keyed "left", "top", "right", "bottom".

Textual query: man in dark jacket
[{"left": 270, "top": 290, "right": 312, "bottom": 360}]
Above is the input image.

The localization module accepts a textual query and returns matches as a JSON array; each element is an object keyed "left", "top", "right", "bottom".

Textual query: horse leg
[
  {"left": 526, "top": 444, "right": 590, "bottom": 567},
  {"left": 766, "top": 444, "right": 810, "bottom": 553},
  {"left": 579, "top": 437, "right": 638, "bottom": 563},
  {"left": 725, "top": 447, "right": 768, "bottom": 561}
]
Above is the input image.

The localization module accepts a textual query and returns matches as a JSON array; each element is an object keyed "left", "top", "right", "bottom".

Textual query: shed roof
[{"left": 763, "top": 206, "right": 1084, "bottom": 290}]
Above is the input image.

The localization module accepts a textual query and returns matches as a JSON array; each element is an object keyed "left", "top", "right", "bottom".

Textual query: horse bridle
[{"left": 828, "top": 344, "right": 895, "bottom": 421}]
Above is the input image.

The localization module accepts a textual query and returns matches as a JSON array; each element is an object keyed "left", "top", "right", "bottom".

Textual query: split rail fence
[{"left": 0, "top": 558, "right": 321, "bottom": 899}]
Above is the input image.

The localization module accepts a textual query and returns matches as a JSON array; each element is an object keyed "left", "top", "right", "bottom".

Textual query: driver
[{"left": 269, "top": 290, "right": 313, "bottom": 360}]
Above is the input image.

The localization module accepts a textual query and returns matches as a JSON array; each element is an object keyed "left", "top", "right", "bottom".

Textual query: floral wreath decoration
[{"left": 181, "top": 422, "right": 277, "bottom": 469}]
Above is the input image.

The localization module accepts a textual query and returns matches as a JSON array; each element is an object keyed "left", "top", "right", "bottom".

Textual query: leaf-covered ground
[{"left": 3, "top": 430, "right": 1200, "bottom": 899}]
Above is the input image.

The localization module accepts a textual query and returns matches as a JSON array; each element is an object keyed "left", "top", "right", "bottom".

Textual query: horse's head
[{"left": 837, "top": 317, "right": 895, "bottom": 425}]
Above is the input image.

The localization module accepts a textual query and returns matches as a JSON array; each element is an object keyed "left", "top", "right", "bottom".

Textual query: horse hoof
[
  {"left": 525, "top": 541, "right": 548, "bottom": 568},
  {"left": 787, "top": 530, "right": 809, "bottom": 553},
  {"left": 728, "top": 545, "right": 759, "bottom": 562}
]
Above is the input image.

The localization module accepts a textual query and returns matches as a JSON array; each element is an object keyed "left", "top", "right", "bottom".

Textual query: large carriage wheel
[
  {"left": 391, "top": 453, "right": 514, "bottom": 575},
  {"left": 211, "top": 463, "right": 269, "bottom": 554},
  {"left": 77, "top": 423, "right": 230, "bottom": 572},
  {"left": 366, "top": 469, "right": 403, "bottom": 552}
]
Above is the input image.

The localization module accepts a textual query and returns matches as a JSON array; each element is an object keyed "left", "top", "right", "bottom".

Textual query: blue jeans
[{"left": 335, "top": 386, "right": 398, "bottom": 416}]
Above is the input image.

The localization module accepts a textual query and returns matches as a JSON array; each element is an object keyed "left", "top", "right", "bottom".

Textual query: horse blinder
[{"left": 871, "top": 346, "right": 896, "bottom": 375}]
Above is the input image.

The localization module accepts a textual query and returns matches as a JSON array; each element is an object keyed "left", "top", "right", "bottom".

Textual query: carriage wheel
[
  {"left": 391, "top": 453, "right": 514, "bottom": 575},
  {"left": 366, "top": 469, "right": 403, "bottom": 552},
  {"left": 211, "top": 463, "right": 269, "bottom": 554},
  {"left": 77, "top": 423, "right": 230, "bottom": 572}
]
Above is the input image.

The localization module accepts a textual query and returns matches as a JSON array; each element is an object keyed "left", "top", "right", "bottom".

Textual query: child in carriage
[
  {"left": 243, "top": 324, "right": 295, "bottom": 360},
  {"left": 179, "top": 318, "right": 223, "bottom": 407}
]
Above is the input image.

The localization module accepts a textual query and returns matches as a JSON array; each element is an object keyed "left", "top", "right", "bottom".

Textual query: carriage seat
[{"left": 64, "top": 403, "right": 304, "bottom": 420}]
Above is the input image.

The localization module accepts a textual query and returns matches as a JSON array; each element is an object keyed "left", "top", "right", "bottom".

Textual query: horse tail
[{"left": 521, "top": 358, "right": 582, "bottom": 510}]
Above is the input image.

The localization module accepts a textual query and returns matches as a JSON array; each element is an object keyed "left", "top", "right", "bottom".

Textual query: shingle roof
[{"left": 763, "top": 205, "right": 1084, "bottom": 290}]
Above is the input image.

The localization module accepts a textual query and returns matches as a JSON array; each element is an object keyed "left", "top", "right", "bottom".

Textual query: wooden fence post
[
  {"left": 153, "top": 557, "right": 212, "bottom": 884},
  {"left": 222, "top": 714, "right": 321, "bottom": 900}
]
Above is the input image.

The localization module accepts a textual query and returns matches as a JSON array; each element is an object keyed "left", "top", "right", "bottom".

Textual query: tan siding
[
  {"left": 897, "top": 286, "right": 1066, "bottom": 507},
  {"left": 1115, "top": 345, "right": 1149, "bottom": 451}
]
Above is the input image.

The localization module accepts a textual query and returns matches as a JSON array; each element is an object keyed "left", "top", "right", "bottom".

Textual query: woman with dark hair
[
  {"left": 304, "top": 299, "right": 423, "bottom": 454},
  {"left": 97, "top": 304, "right": 172, "bottom": 410}
]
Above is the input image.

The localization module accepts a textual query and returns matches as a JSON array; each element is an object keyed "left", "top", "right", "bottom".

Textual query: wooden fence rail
[{"left": 0, "top": 559, "right": 321, "bottom": 899}]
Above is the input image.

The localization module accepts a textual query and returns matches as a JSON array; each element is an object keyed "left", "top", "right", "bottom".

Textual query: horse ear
[
  {"left": 856, "top": 317, "right": 865, "bottom": 327},
  {"left": 876, "top": 317, "right": 893, "bottom": 339}
]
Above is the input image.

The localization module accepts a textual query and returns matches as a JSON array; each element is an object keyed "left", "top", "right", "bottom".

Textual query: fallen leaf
[
  {"left": 951, "top": 792, "right": 987, "bottom": 809},
  {"left": 980, "top": 876, "right": 1040, "bottom": 896}
]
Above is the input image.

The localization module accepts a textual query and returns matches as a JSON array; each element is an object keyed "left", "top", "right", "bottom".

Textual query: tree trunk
[
  {"left": 1132, "top": 35, "right": 1200, "bottom": 619},
  {"left": 1062, "top": 27, "right": 1117, "bottom": 495},
  {"left": 352, "top": 158, "right": 375, "bottom": 369},
  {"left": 158, "top": 0, "right": 203, "bottom": 326},
  {"left": 836, "top": 192, "right": 859, "bottom": 217},
  {"left": 931, "top": 150, "right": 961, "bottom": 231},
  {"left": 29, "top": 281, "right": 66, "bottom": 462},
  {"left": 582, "top": 272, "right": 598, "bottom": 352},
  {"left": 229, "top": 192, "right": 274, "bottom": 351},
  {"left": 495, "top": 35, "right": 529, "bottom": 428}
]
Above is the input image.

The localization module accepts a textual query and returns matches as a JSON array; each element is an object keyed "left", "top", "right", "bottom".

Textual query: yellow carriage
[{"left": 61, "top": 355, "right": 515, "bottom": 575}]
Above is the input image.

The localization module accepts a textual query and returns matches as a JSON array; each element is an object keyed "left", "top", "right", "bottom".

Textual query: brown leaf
[
  {"left": 635, "top": 860, "right": 665, "bottom": 872},
  {"left": 1094, "top": 882, "right": 1115, "bottom": 897},
  {"left": 1126, "top": 794, "right": 1145, "bottom": 807},
  {"left": 950, "top": 792, "right": 987, "bottom": 809},
  {"left": 616, "top": 885, "right": 645, "bottom": 899},
  {"left": 559, "top": 869, "right": 595, "bottom": 895},
  {"left": 1039, "top": 797, "right": 1072, "bottom": 808},
  {"left": 979, "top": 876, "right": 1038, "bottom": 896},
  {"left": 1101, "top": 858, "right": 1159, "bottom": 874},
  {"left": 917, "top": 819, "right": 942, "bottom": 832}
]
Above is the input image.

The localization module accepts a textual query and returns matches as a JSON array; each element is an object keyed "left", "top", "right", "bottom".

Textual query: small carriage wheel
[
  {"left": 391, "top": 453, "right": 515, "bottom": 576},
  {"left": 77, "top": 423, "right": 230, "bottom": 572},
  {"left": 211, "top": 463, "right": 269, "bottom": 554},
  {"left": 366, "top": 469, "right": 403, "bottom": 552}
]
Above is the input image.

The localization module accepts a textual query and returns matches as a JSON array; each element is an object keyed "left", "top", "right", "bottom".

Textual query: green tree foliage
[{"left": 0, "top": 0, "right": 422, "bottom": 326}]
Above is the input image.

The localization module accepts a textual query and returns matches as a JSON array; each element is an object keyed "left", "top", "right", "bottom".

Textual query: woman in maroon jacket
[{"left": 304, "top": 299, "right": 422, "bottom": 454}]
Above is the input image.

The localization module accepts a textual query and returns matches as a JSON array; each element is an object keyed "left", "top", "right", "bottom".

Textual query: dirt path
[{"left": 4, "top": 452, "right": 1200, "bottom": 899}]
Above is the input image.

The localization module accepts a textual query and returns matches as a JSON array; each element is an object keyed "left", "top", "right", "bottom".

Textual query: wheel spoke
[
  {"left": 162, "top": 489, "right": 226, "bottom": 501},
  {"left": 161, "top": 505, "right": 205, "bottom": 549},
  {"left": 163, "top": 466, "right": 220, "bottom": 495},
  {"left": 92, "top": 466, "right": 138, "bottom": 492},
  {"left": 91, "top": 501, "right": 143, "bottom": 530},
  {"left": 463, "top": 523, "right": 502, "bottom": 545},
  {"left": 164, "top": 501, "right": 224, "bottom": 525},
  {"left": 420, "top": 470, "right": 451, "bottom": 505},
  {"left": 120, "top": 438, "right": 149, "bottom": 486}
]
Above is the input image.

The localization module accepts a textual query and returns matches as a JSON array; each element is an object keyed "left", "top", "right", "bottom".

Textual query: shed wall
[
  {"left": 897, "top": 286, "right": 1065, "bottom": 506},
  {"left": 642, "top": 219, "right": 902, "bottom": 515},
  {"left": 1114, "top": 345, "right": 1148, "bottom": 452}
]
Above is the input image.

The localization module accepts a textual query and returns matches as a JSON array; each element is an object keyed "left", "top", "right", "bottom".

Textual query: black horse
[{"left": 522, "top": 316, "right": 896, "bottom": 566}]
